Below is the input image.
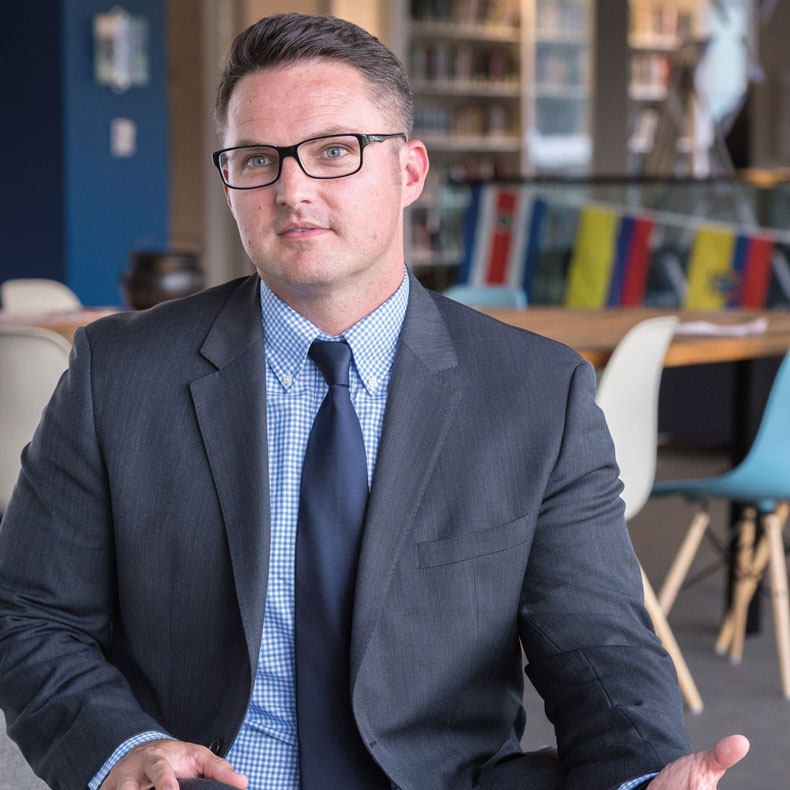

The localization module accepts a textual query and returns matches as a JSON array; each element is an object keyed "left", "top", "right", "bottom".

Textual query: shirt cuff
[
  {"left": 88, "top": 731, "right": 173, "bottom": 790},
  {"left": 618, "top": 773, "right": 657, "bottom": 790}
]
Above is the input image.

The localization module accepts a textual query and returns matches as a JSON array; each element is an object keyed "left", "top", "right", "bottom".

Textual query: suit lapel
[
  {"left": 190, "top": 275, "right": 271, "bottom": 678},
  {"left": 351, "top": 278, "right": 461, "bottom": 679}
]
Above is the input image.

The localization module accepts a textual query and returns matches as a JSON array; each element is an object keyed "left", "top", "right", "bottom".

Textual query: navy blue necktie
[{"left": 294, "top": 340, "right": 388, "bottom": 788}]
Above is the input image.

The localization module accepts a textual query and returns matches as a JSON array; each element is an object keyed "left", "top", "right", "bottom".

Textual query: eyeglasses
[{"left": 212, "top": 132, "right": 406, "bottom": 190}]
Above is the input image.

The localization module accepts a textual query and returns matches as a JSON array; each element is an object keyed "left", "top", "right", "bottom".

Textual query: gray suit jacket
[{"left": 0, "top": 274, "right": 690, "bottom": 790}]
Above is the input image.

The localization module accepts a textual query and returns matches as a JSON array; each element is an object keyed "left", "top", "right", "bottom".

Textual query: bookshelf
[
  {"left": 527, "top": 0, "right": 592, "bottom": 171},
  {"left": 391, "top": 0, "right": 594, "bottom": 278},
  {"left": 628, "top": 0, "right": 713, "bottom": 175}
]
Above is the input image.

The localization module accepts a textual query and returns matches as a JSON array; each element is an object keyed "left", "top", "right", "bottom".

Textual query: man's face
[{"left": 221, "top": 59, "right": 427, "bottom": 312}]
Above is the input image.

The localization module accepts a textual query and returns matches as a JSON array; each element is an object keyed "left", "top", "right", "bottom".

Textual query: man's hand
[
  {"left": 101, "top": 739, "right": 248, "bottom": 790},
  {"left": 649, "top": 735, "right": 750, "bottom": 789}
]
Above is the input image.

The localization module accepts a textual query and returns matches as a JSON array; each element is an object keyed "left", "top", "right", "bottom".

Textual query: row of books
[
  {"left": 414, "top": 103, "right": 513, "bottom": 137},
  {"left": 411, "top": 43, "right": 518, "bottom": 83},
  {"left": 629, "top": 0, "right": 693, "bottom": 41},
  {"left": 630, "top": 52, "right": 672, "bottom": 91},
  {"left": 410, "top": 0, "right": 520, "bottom": 28},
  {"left": 534, "top": 50, "right": 583, "bottom": 87},
  {"left": 535, "top": 0, "right": 587, "bottom": 34}
]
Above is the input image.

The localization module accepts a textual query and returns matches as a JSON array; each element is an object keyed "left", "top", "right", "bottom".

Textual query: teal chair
[
  {"left": 651, "top": 351, "right": 790, "bottom": 698},
  {"left": 442, "top": 284, "right": 527, "bottom": 309}
]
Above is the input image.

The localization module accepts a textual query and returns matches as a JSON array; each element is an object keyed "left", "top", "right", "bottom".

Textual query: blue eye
[
  {"left": 323, "top": 145, "right": 351, "bottom": 159},
  {"left": 247, "top": 154, "right": 274, "bottom": 168}
]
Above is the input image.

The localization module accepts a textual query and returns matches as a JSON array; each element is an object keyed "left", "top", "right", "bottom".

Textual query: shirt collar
[{"left": 260, "top": 270, "right": 409, "bottom": 395}]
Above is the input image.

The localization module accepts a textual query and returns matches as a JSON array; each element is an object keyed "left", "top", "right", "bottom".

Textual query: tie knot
[{"left": 309, "top": 340, "right": 352, "bottom": 387}]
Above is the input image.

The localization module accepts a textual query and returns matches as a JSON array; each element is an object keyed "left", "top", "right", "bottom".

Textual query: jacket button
[{"left": 208, "top": 738, "right": 223, "bottom": 754}]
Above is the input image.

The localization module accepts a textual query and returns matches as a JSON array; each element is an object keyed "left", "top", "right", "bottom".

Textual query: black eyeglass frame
[{"left": 212, "top": 132, "right": 407, "bottom": 190}]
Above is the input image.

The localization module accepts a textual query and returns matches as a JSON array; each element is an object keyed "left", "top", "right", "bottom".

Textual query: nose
[{"left": 274, "top": 154, "right": 315, "bottom": 207}]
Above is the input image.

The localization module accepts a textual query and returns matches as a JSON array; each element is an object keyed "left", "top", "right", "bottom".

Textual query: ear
[
  {"left": 400, "top": 139, "right": 430, "bottom": 209},
  {"left": 223, "top": 183, "right": 236, "bottom": 217}
]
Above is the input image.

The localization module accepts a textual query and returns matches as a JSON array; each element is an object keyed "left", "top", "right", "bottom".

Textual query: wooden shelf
[
  {"left": 629, "top": 34, "right": 683, "bottom": 51},
  {"left": 412, "top": 79, "right": 521, "bottom": 98},
  {"left": 415, "top": 134, "right": 522, "bottom": 153},
  {"left": 410, "top": 21, "right": 521, "bottom": 44}
]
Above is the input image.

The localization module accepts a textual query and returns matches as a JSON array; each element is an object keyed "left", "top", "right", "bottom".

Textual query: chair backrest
[
  {"left": 443, "top": 283, "right": 528, "bottom": 309},
  {"left": 595, "top": 316, "right": 678, "bottom": 520},
  {"left": 729, "top": 350, "right": 790, "bottom": 505},
  {"left": 0, "top": 327, "right": 71, "bottom": 512},
  {"left": 0, "top": 279, "right": 82, "bottom": 314}
]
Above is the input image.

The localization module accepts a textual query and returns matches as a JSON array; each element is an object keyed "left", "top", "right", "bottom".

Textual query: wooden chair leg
[
  {"left": 715, "top": 531, "right": 768, "bottom": 658},
  {"left": 658, "top": 508, "right": 710, "bottom": 615},
  {"left": 715, "top": 503, "right": 790, "bottom": 698},
  {"left": 766, "top": 510, "right": 790, "bottom": 699},
  {"left": 640, "top": 565, "right": 703, "bottom": 713},
  {"left": 729, "top": 511, "right": 757, "bottom": 664}
]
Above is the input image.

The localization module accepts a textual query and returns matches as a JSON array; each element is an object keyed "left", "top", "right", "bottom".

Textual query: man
[{"left": 0, "top": 13, "right": 747, "bottom": 790}]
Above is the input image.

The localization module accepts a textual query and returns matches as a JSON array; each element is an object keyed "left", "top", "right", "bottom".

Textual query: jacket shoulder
[
  {"left": 84, "top": 275, "right": 256, "bottom": 344},
  {"left": 427, "top": 289, "right": 586, "bottom": 373}
]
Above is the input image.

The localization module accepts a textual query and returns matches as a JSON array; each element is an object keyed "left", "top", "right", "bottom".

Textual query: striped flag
[
  {"left": 458, "top": 184, "right": 546, "bottom": 295},
  {"left": 730, "top": 234, "right": 774, "bottom": 308},
  {"left": 564, "top": 206, "right": 654, "bottom": 308},
  {"left": 685, "top": 226, "right": 774, "bottom": 309}
]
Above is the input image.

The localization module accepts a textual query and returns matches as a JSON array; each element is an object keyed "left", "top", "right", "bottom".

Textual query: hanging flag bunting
[
  {"left": 608, "top": 214, "right": 655, "bottom": 307},
  {"left": 565, "top": 206, "right": 654, "bottom": 308},
  {"left": 684, "top": 226, "right": 737, "bottom": 309},
  {"left": 685, "top": 225, "right": 775, "bottom": 309},
  {"left": 457, "top": 184, "right": 546, "bottom": 296},
  {"left": 731, "top": 234, "right": 774, "bottom": 308},
  {"left": 564, "top": 206, "right": 619, "bottom": 308}
]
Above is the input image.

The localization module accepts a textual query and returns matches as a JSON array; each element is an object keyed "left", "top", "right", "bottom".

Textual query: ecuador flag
[{"left": 684, "top": 226, "right": 774, "bottom": 309}]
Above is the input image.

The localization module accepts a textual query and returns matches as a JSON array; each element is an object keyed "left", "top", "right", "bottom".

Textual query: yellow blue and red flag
[
  {"left": 564, "top": 206, "right": 654, "bottom": 308},
  {"left": 684, "top": 226, "right": 774, "bottom": 309}
]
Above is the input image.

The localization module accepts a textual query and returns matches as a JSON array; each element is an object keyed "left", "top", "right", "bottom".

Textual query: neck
[{"left": 264, "top": 267, "right": 405, "bottom": 336}]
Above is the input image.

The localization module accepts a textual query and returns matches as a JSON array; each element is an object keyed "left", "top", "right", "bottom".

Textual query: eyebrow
[{"left": 228, "top": 128, "right": 361, "bottom": 148}]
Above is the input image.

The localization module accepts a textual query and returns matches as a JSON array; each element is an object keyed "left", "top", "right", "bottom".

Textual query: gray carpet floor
[{"left": 2, "top": 446, "right": 787, "bottom": 788}]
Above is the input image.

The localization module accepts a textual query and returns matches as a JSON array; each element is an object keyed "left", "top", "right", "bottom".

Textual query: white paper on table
[{"left": 674, "top": 317, "right": 769, "bottom": 337}]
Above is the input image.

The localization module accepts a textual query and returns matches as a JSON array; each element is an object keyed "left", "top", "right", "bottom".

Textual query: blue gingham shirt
[{"left": 89, "top": 271, "right": 656, "bottom": 790}]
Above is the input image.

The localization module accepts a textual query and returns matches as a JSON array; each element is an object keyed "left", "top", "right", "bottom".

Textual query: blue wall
[
  {"left": 0, "top": 0, "right": 169, "bottom": 307},
  {"left": 0, "top": 3, "right": 67, "bottom": 286}
]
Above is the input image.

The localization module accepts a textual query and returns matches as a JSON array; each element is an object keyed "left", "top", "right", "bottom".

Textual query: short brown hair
[{"left": 214, "top": 13, "right": 414, "bottom": 139}]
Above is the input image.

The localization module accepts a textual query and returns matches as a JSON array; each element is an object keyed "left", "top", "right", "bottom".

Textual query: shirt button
[
  {"left": 282, "top": 374, "right": 292, "bottom": 387},
  {"left": 368, "top": 376, "right": 379, "bottom": 390}
]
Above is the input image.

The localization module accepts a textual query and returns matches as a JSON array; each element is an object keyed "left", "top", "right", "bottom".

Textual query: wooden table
[
  {"left": 5, "top": 305, "right": 789, "bottom": 366},
  {"left": 0, "top": 308, "right": 121, "bottom": 341},
  {"left": 479, "top": 307, "right": 790, "bottom": 369}
]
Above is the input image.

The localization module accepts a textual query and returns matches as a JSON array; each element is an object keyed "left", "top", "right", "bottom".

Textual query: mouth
[{"left": 277, "top": 222, "right": 329, "bottom": 239}]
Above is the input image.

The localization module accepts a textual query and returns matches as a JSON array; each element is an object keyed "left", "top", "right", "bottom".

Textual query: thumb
[{"left": 704, "top": 734, "right": 750, "bottom": 774}]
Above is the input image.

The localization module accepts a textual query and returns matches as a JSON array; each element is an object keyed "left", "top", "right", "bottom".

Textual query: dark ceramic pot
[{"left": 121, "top": 249, "right": 205, "bottom": 310}]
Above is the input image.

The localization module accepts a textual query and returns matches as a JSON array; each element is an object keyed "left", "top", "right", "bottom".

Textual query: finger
[
  {"left": 194, "top": 755, "right": 248, "bottom": 789},
  {"left": 708, "top": 734, "right": 750, "bottom": 773},
  {"left": 146, "top": 753, "right": 180, "bottom": 790}
]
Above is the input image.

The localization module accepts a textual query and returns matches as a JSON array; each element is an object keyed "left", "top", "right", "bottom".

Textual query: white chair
[
  {"left": 0, "top": 327, "right": 71, "bottom": 513},
  {"left": 594, "top": 316, "right": 703, "bottom": 712},
  {"left": 0, "top": 279, "right": 82, "bottom": 315}
]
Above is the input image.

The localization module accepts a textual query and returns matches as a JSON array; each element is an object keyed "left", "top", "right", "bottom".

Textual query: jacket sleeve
[
  {"left": 0, "top": 328, "right": 168, "bottom": 790},
  {"left": 518, "top": 359, "right": 691, "bottom": 790}
]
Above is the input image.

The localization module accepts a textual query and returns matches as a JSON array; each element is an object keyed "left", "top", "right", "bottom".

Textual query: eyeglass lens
[{"left": 219, "top": 135, "right": 363, "bottom": 188}]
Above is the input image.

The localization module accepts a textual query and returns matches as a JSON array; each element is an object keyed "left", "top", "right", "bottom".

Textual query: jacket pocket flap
[{"left": 417, "top": 515, "right": 529, "bottom": 568}]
